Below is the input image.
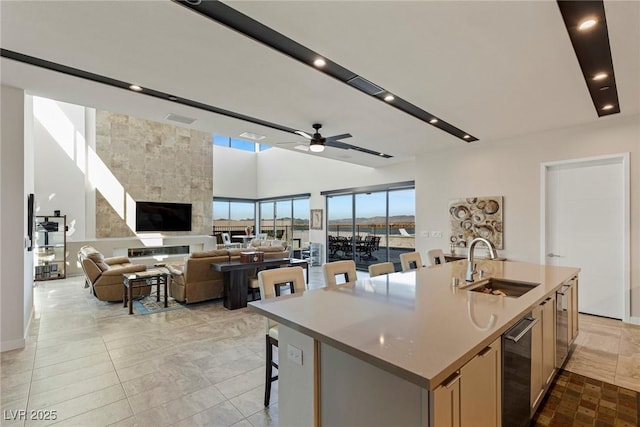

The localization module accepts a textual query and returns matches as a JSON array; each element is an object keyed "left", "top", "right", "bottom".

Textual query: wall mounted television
[{"left": 135, "top": 201, "right": 192, "bottom": 232}]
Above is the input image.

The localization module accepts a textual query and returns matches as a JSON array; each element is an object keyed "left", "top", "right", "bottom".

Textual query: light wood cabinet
[
  {"left": 531, "top": 295, "right": 557, "bottom": 411},
  {"left": 530, "top": 305, "right": 544, "bottom": 409},
  {"left": 569, "top": 277, "right": 579, "bottom": 344},
  {"left": 542, "top": 294, "right": 556, "bottom": 385},
  {"left": 434, "top": 338, "right": 501, "bottom": 427},
  {"left": 433, "top": 372, "right": 461, "bottom": 427}
]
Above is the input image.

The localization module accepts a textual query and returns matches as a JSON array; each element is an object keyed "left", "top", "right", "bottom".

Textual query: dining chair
[
  {"left": 221, "top": 232, "right": 240, "bottom": 248},
  {"left": 427, "top": 249, "right": 446, "bottom": 266},
  {"left": 368, "top": 261, "right": 395, "bottom": 277},
  {"left": 248, "top": 276, "right": 260, "bottom": 301},
  {"left": 323, "top": 260, "right": 357, "bottom": 285},
  {"left": 258, "top": 266, "right": 306, "bottom": 407},
  {"left": 399, "top": 251, "right": 424, "bottom": 272}
]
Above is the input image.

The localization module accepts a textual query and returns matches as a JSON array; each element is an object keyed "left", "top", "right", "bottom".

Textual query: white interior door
[{"left": 544, "top": 157, "right": 625, "bottom": 319}]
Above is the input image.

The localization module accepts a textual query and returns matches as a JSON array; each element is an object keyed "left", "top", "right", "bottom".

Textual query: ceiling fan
[{"left": 279, "top": 123, "right": 352, "bottom": 153}]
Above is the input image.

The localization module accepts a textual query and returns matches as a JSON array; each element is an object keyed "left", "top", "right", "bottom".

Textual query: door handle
[
  {"left": 505, "top": 317, "right": 539, "bottom": 343},
  {"left": 547, "top": 253, "right": 563, "bottom": 258}
]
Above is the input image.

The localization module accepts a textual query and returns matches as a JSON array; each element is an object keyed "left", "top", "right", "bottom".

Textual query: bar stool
[
  {"left": 258, "top": 266, "right": 306, "bottom": 407},
  {"left": 399, "top": 251, "right": 424, "bottom": 272},
  {"left": 368, "top": 262, "right": 395, "bottom": 277},
  {"left": 427, "top": 249, "right": 446, "bottom": 266},
  {"left": 323, "top": 260, "right": 357, "bottom": 285}
]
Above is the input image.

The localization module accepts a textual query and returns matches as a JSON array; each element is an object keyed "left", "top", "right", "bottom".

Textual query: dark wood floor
[{"left": 532, "top": 369, "right": 639, "bottom": 427}]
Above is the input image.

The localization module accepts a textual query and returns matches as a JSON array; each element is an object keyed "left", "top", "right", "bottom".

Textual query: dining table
[{"left": 232, "top": 235, "right": 254, "bottom": 248}]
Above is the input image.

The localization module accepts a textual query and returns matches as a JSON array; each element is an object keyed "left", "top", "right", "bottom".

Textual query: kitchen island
[{"left": 249, "top": 260, "right": 580, "bottom": 427}]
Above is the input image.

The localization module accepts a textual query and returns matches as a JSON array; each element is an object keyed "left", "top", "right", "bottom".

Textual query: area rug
[
  {"left": 532, "top": 369, "right": 639, "bottom": 427},
  {"left": 132, "top": 292, "right": 184, "bottom": 315}
]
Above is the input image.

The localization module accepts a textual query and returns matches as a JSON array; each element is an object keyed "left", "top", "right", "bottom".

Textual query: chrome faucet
[{"left": 466, "top": 237, "right": 497, "bottom": 282}]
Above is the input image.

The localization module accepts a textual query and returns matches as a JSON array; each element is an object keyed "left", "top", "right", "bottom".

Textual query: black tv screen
[{"left": 136, "top": 201, "right": 192, "bottom": 232}]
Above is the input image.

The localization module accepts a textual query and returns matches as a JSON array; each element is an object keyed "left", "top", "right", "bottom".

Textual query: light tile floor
[
  {"left": 2, "top": 268, "right": 639, "bottom": 426},
  {"left": 565, "top": 311, "right": 640, "bottom": 392}
]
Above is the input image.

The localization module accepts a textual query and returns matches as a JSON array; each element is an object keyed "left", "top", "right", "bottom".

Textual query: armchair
[{"left": 78, "top": 246, "right": 148, "bottom": 302}]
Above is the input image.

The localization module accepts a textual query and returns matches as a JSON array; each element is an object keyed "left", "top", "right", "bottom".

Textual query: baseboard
[
  {"left": 1, "top": 337, "right": 25, "bottom": 352},
  {"left": 627, "top": 316, "right": 640, "bottom": 325}
]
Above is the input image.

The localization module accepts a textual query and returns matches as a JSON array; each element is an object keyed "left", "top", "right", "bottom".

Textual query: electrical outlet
[
  {"left": 420, "top": 230, "right": 429, "bottom": 237},
  {"left": 431, "top": 231, "right": 443, "bottom": 238},
  {"left": 287, "top": 344, "right": 303, "bottom": 366}
]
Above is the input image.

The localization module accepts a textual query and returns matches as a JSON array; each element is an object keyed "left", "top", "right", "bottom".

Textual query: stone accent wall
[{"left": 95, "top": 111, "right": 212, "bottom": 237}]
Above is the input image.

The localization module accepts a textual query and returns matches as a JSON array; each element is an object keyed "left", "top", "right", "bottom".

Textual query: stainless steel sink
[{"left": 469, "top": 278, "right": 540, "bottom": 298}]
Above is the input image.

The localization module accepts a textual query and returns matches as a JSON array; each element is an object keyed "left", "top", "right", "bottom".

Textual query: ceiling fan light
[{"left": 309, "top": 142, "right": 325, "bottom": 152}]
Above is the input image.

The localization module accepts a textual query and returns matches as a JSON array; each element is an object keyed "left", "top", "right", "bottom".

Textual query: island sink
[{"left": 469, "top": 278, "right": 540, "bottom": 298}]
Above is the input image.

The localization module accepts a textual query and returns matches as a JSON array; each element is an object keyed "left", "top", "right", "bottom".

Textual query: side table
[{"left": 123, "top": 268, "right": 169, "bottom": 315}]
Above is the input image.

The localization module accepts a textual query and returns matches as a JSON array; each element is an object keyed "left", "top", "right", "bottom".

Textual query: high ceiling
[{"left": 1, "top": 1, "right": 638, "bottom": 167}]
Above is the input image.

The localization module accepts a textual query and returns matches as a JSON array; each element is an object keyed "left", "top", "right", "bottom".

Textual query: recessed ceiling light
[
  {"left": 463, "top": 135, "right": 470, "bottom": 139},
  {"left": 602, "top": 104, "right": 614, "bottom": 110},
  {"left": 578, "top": 18, "right": 597, "bottom": 31},
  {"left": 129, "top": 84, "right": 143, "bottom": 92},
  {"left": 384, "top": 94, "right": 394, "bottom": 102},
  {"left": 313, "top": 58, "right": 326, "bottom": 67},
  {"left": 592, "top": 72, "right": 608, "bottom": 81},
  {"left": 430, "top": 118, "right": 438, "bottom": 124}
]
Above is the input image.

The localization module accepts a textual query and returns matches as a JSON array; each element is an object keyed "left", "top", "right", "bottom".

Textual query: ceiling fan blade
[
  {"left": 294, "top": 130, "right": 313, "bottom": 140},
  {"left": 325, "top": 140, "right": 352, "bottom": 150},
  {"left": 325, "top": 133, "right": 352, "bottom": 142}
]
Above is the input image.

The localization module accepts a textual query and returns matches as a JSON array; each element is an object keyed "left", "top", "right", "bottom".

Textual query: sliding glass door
[
  {"left": 327, "top": 195, "right": 354, "bottom": 262},
  {"left": 325, "top": 184, "right": 415, "bottom": 270}
]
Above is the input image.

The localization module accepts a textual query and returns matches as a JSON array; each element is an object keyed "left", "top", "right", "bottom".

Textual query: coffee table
[
  {"left": 122, "top": 268, "right": 169, "bottom": 315},
  {"left": 211, "top": 258, "right": 309, "bottom": 310}
]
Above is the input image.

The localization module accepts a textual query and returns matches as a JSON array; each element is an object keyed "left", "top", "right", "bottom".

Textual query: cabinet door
[
  {"left": 570, "top": 279, "right": 579, "bottom": 342},
  {"left": 433, "top": 373, "right": 461, "bottom": 427},
  {"left": 530, "top": 305, "right": 544, "bottom": 409},
  {"left": 460, "top": 338, "right": 501, "bottom": 427},
  {"left": 542, "top": 295, "right": 556, "bottom": 386}
]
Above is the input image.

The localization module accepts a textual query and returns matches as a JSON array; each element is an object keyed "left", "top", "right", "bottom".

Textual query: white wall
[
  {"left": 32, "top": 97, "right": 87, "bottom": 240},
  {"left": 0, "top": 85, "right": 31, "bottom": 352},
  {"left": 414, "top": 114, "right": 640, "bottom": 318},
  {"left": 213, "top": 145, "right": 257, "bottom": 199},
  {"left": 255, "top": 148, "right": 415, "bottom": 243}
]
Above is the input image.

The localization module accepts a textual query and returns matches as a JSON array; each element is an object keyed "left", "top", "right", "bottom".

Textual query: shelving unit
[{"left": 34, "top": 214, "right": 67, "bottom": 281}]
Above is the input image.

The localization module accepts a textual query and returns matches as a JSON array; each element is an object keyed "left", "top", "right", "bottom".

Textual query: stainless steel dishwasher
[{"left": 502, "top": 314, "right": 538, "bottom": 427}]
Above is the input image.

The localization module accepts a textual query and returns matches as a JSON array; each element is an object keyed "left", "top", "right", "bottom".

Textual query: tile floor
[
  {"left": 532, "top": 370, "right": 639, "bottom": 427},
  {"left": 1, "top": 269, "right": 639, "bottom": 426}
]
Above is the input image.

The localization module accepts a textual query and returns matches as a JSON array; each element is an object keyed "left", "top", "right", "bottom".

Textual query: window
[
  {"left": 213, "top": 134, "right": 260, "bottom": 152},
  {"left": 324, "top": 182, "right": 415, "bottom": 271},
  {"left": 258, "top": 195, "right": 310, "bottom": 249},
  {"left": 212, "top": 198, "right": 255, "bottom": 237}
]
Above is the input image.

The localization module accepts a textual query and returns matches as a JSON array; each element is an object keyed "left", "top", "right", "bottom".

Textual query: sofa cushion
[
  {"left": 259, "top": 245, "right": 286, "bottom": 253},
  {"left": 227, "top": 248, "right": 247, "bottom": 257},
  {"left": 191, "top": 249, "right": 228, "bottom": 258}
]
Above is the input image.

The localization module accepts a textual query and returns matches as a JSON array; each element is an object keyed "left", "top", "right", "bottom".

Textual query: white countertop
[{"left": 249, "top": 260, "right": 580, "bottom": 390}]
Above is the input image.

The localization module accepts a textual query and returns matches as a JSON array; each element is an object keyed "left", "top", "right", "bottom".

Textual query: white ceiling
[{"left": 1, "top": 1, "right": 638, "bottom": 167}]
